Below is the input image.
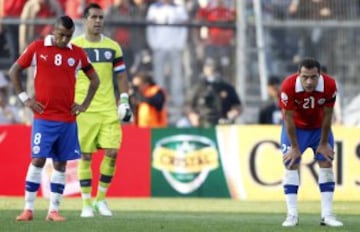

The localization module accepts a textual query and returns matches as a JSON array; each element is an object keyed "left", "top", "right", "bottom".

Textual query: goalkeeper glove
[{"left": 118, "top": 93, "right": 132, "bottom": 122}]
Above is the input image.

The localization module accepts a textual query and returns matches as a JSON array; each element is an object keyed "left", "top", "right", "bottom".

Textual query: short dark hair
[
  {"left": 56, "top": 15, "right": 74, "bottom": 30},
  {"left": 83, "top": 3, "right": 102, "bottom": 18},
  {"left": 298, "top": 57, "right": 321, "bottom": 73}
]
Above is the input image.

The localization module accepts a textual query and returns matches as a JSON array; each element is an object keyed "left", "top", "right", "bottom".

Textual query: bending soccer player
[
  {"left": 279, "top": 57, "right": 343, "bottom": 227},
  {"left": 72, "top": 3, "right": 132, "bottom": 218},
  {"left": 10, "top": 16, "right": 100, "bottom": 221}
]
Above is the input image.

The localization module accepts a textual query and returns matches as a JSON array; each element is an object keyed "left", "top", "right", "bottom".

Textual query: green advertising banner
[{"left": 151, "top": 128, "right": 231, "bottom": 197}]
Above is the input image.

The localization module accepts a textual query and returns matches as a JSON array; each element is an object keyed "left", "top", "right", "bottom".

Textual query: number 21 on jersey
[{"left": 303, "top": 96, "right": 315, "bottom": 109}]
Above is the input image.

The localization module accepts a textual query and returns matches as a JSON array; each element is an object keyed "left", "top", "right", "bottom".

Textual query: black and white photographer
[{"left": 182, "top": 59, "right": 242, "bottom": 127}]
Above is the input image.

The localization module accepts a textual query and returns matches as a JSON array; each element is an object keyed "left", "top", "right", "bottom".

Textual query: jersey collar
[
  {"left": 44, "top": 35, "right": 73, "bottom": 49},
  {"left": 83, "top": 34, "right": 105, "bottom": 42},
  {"left": 295, "top": 74, "right": 324, "bottom": 92}
]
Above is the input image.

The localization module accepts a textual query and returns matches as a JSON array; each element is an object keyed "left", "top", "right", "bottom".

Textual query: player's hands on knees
[
  {"left": 71, "top": 103, "right": 87, "bottom": 115},
  {"left": 316, "top": 143, "right": 334, "bottom": 162},
  {"left": 118, "top": 93, "right": 132, "bottom": 122},
  {"left": 25, "top": 99, "right": 44, "bottom": 114},
  {"left": 283, "top": 147, "right": 301, "bottom": 169}
]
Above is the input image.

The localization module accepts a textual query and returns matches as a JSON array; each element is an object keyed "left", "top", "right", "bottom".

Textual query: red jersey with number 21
[
  {"left": 16, "top": 35, "right": 94, "bottom": 122},
  {"left": 279, "top": 73, "right": 337, "bottom": 129}
]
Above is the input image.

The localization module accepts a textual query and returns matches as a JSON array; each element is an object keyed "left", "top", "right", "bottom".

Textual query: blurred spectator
[
  {"left": 105, "top": 0, "right": 134, "bottom": 70},
  {"left": 287, "top": 0, "right": 354, "bottom": 20},
  {"left": 180, "top": 59, "right": 242, "bottom": 127},
  {"left": 63, "top": 0, "right": 84, "bottom": 19},
  {"left": 258, "top": 75, "right": 282, "bottom": 124},
  {"left": 289, "top": 0, "right": 328, "bottom": 19},
  {"left": 0, "top": 72, "right": 24, "bottom": 124},
  {"left": 19, "top": 0, "right": 63, "bottom": 53},
  {"left": 146, "top": 0, "right": 189, "bottom": 121},
  {"left": 64, "top": 0, "right": 114, "bottom": 19},
  {"left": 182, "top": 0, "right": 201, "bottom": 88},
  {"left": 287, "top": 0, "right": 339, "bottom": 62},
  {"left": 63, "top": 0, "right": 86, "bottom": 37},
  {"left": 130, "top": 72, "right": 168, "bottom": 127},
  {"left": 62, "top": 1, "right": 113, "bottom": 37},
  {"left": 128, "top": 0, "right": 152, "bottom": 75},
  {"left": 0, "top": 0, "right": 27, "bottom": 63},
  {"left": 195, "top": 0, "right": 235, "bottom": 81},
  {"left": 261, "top": 0, "right": 297, "bottom": 75},
  {"left": 96, "top": 0, "right": 116, "bottom": 10}
]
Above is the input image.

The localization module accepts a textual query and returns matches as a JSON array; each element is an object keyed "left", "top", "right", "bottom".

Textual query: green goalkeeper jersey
[{"left": 72, "top": 34, "right": 126, "bottom": 112}]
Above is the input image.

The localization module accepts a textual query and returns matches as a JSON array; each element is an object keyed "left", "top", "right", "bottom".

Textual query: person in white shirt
[{"left": 146, "top": 0, "right": 188, "bottom": 122}]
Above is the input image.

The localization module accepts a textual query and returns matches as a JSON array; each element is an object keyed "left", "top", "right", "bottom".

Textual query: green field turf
[{"left": 0, "top": 197, "right": 358, "bottom": 232}]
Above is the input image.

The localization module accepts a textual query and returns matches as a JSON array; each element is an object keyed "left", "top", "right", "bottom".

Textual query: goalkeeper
[{"left": 72, "top": 3, "right": 132, "bottom": 218}]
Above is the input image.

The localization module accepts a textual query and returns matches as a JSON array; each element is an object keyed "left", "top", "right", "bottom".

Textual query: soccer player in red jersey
[
  {"left": 9, "top": 15, "right": 100, "bottom": 222},
  {"left": 279, "top": 57, "right": 343, "bottom": 227}
]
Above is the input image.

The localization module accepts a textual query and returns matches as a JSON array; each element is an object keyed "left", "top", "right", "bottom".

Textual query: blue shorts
[
  {"left": 31, "top": 119, "right": 81, "bottom": 161},
  {"left": 280, "top": 125, "right": 334, "bottom": 164}
]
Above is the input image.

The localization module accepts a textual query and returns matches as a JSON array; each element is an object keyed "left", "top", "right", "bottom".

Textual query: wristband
[
  {"left": 18, "top": 92, "right": 30, "bottom": 103},
  {"left": 120, "top": 93, "right": 129, "bottom": 103}
]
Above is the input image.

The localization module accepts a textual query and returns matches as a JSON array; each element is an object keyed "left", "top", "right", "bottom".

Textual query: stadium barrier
[{"left": 1, "top": 125, "right": 359, "bottom": 201}]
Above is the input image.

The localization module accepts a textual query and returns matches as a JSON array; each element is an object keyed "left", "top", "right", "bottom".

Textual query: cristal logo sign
[{"left": 152, "top": 135, "right": 219, "bottom": 194}]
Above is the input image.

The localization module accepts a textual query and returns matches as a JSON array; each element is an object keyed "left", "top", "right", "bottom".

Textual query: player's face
[
  {"left": 85, "top": 8, "right": 104, "bottom": 35},
  {"left": 53, "top": 25, "right": 74, "bottom": 48},
  {"left": 299, "top": 66, "right": 320, "bottom": 92}
]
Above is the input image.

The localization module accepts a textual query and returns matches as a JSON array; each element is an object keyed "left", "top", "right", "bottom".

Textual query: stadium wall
[{"left": 0, "top": 125, "right": 359, "bottom": 201}]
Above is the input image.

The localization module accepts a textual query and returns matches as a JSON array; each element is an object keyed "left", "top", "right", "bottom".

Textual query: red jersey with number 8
[{"left": 16, "top": 35, "right": 94, "bottom": 122}]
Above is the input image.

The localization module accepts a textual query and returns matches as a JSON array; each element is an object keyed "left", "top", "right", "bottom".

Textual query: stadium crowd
[
  {"left": 0, "top": 1, "right": 355, "bottom": 226},
  {"left": 1, "top": 0, "right": 360, "bottom": 126}
]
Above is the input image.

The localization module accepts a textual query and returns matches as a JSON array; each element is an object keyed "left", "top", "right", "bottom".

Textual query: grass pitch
[{"left": 0, "top": 197, "right": 358, "bottom": 232}]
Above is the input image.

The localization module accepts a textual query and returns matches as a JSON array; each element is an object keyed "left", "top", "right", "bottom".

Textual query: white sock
[
  {"left": 319, "top": 168, "right": 334, "bottom": 218},
  {"left": 24, "top": 164, "right": 42, "bottom": 211},
  {"left": 49, "top": 169, "right": 65, "bottom": 213},
  {"left": 81, "top": 193, "right": 91, "bottom": 201},
  {"left": 283, "top": 170, "right": 300, "bottom": 217}
]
